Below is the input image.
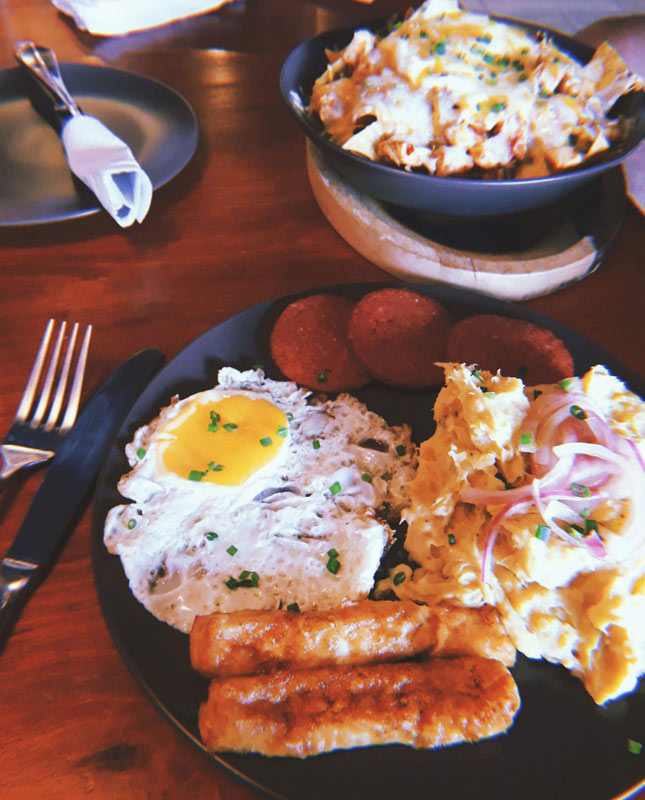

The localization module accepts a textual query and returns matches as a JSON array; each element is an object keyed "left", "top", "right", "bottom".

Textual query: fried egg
[
  {"left": 104, "top": 368, "right": 416, "bottom": 633},
  {"left": 379, "top": 363, "right": 645, "bottom": 704}
]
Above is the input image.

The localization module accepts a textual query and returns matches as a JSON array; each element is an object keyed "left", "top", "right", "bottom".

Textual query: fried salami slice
[
  {"left": 270, "top": 294, "right": 371, "bottom": 392},
  {"left": 348, "top": 289, "right": 453, "bottom": 388},
  {"left": 198, "top": 656, "right": 521, "bottom": 757},
  {"left": 446, "top": 314, "right": 574, "bottom": 385}
]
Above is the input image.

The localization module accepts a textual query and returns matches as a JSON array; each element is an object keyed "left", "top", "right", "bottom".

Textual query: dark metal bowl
[{"left": 280, "top": 16, "right": 645, "bottom": 217}]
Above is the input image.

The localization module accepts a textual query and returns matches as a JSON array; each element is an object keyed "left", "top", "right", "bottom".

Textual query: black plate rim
[
  {"left": 91, "top": 281, "right": 645, "bottom": 800},
  {"left": 0, "top": 61, "right": 199, "bottom": 227}
]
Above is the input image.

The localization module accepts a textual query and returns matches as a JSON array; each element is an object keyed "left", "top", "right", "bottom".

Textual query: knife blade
[{"left": 0, "top": 347, "right": 164, "bottom": 645}]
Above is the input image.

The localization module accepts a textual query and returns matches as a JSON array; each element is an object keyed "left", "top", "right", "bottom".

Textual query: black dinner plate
[
  {"left": 280, "top": 16, "right": 645, "bottom": 217},
  {"left": 0, "top": 63, "right": 198, "bottom": 226},
  {"left": 91, "top": 282, "right": 645, "bottom": 800}
]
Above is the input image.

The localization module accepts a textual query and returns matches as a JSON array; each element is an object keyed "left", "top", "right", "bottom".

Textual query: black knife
[{"left": 0, "top": 347, "right": 164, "bottom": 646}]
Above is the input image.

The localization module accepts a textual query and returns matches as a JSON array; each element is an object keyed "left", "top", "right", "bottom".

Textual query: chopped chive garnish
[
  {"left": 393, "top": 571, "right": 406, "bottom": 586},
  {"left": 361, "top": 473, "right": 372, "bottom": 483},
  {"left": 520, "top": 433, "right": 533, "bottom": 445},
  {"left": 381, "top": 471, "right": 392, "bottom": 481},
  {"left": 251, "top": 364, "right": 264, "bottom": 371},
  {"left": 226, "top": 545, "right": 238, "bottom": 556},
  {"left": 136, "top": 447, "right": 146, "bottom": 459},
  {"left": 260, "top": 437, "right": 272, "bottom": 447},
  {"left": 559, "top": 378, "right": 574, "bottom": 391},
  {"left": 471, "top": 368, "right": 482, "bottom": 380},
  {"left": 238, "top": 570, "right": 250, "bottom": 581},
  {"left": 490, "top": 101, "right": 506, "bottom": 112},
  {"left": 570, "top": 405, "right": 587, "bottom": 420},
  {"left": 223, "top": 422, "right": 238, "bottom": 431},
  {"left": 286, "top": 412, "right": 294, "bottom": 421},
  {"left": 224, "top": 577, "right": 238, "bottom": 590},
  {"left": 533, "top": 389, "right": 542, "bottom": 400},
  {"left": 208, "top": 410, "right": 220, "bottom": 432},
  {"left": 127, "top": 519, "right": 137, "bottom": 530},
  {"left": 571, "top": 482, "right": 591, "bottom": 498},
  {"left": 205, "top": 531, "right": 218, "bottom": 540},
  {"left": 286, "top": 602, "right": 300, "bottom": 612},
  {"left": 317, "top": 372, "right": 327, "bottom": 383},
  {"left": 568, "top": 524, "right": 584, "bottom": 539},
  {"left": 480, "top": 386, "right": 489, "bottom": 393},
  {"left": 209, "top": 462, "right": 224, "bottom": 471},
  {"left": 330, "top": 481, "right": 341, "bottom": 495},
  {"left": 188, "top": 469, "right": 206, "bottom": 481},
  {"left": 419, "top": 30, "right": 428, "bottom": 38},
  {"left": 326, "top": 550, "right": 341, "bottom": 574},
  {"left": 435, "top": 41, "right": 446, "bottom": 54},
  {"left": 584, "top": 518, "right": 599, "bottom": 536},
  {"left": 277, "top": 426, "right": 288, "bottom": 437},
  {"left": 535, "top": 524, "right": 550, "bottom": 541},
  {"left": 395, "top": 444, "right": 406, "bottom": 457},
  {"left": 312, "top": 439, "right": 321, "bottom": 450},
  {"left": 627, "top": 739, "right": 642, "bottom": 755},
  {"left": 448, "top": 533, "right": 456, "bottom": 546}
]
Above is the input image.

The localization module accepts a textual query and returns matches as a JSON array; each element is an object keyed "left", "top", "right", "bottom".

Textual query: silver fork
[{"left": 0, "top": 320, "right": 92, "bottom": 489}]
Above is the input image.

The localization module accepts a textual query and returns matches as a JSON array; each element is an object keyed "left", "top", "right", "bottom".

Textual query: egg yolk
[{"left": 160, "top": 395, "right": 288, "bottom": 485}]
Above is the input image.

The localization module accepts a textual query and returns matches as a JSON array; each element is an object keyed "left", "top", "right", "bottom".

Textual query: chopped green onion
[
  {"left": 485, "top": 392, "right": 496, "bottom": 399},
  {"left": 490, "top": 101, "right": 506, "bottom": 112},
  {"left": 395, "top": 444, "right": 406, "bottom": 457},
  {"left": 226, "top": 545, "right": 238, "bottom": 556},
  {"left": 251, "top": 364, "right": 264, "bottom": 371},
  {"left": 205, "top": 532, "right": 218, "bottom": 540},
  {"left": 209, "top": 462, "right": 224, "bottom": 471},
  {"left": 571, "top": 482, "right": 591, "bottom": 498},
  {"left": 330, "top": 481, "right": 341, "bottom": 495},
  {"left": 277, "top": 426, "right": 288, "bottom": 437},
  {"left": 520, "top": 433, "right": 533, "bottom": 446},
  {"left": 380, "top": 471, "right": 392, "bottom": 481},
  {"left": 361, "top": 473, "right": 372, "bottom": 483},
  {"left": 535, "top": 524, "right": 550, "bottom": 541},
  {"left": 568, "top": 524, "right": 584, "bottom": 539},
  {"left": 326, "top": 550, "right": 341, "bottom": 574},
  {"left": 448, "top": 533, "right": 456, "bottom": 546},
  {"left": 584, "top": 518, "right": 599, "bottom": 536},
  {"left": 286, "top": 412, "right": 294, "bottom": 421},
  {"left": 518, "top": 73, "right": 528, "bottom": 82},
  {"left": 419, "top": 30, "right": 428, "bottom": 38},
  {"left": 559, "top": 378, "right": 574, "bottom": 391},
  {"left": 260, "top": 437, "right": 272, "bottom": 447},
  {"left": 208, "top": 410, "right": 220, "bottom": 432},
  {"left": 223, "top": 422, "right": 238, "bottom": 431},
  {"left": 570, "top": 405, "right": 587, "bottom": 420},
  {"left": 627, "top": 739, "right": 642, "bottom": 755},
  {"left": 127, "top": 519, "right": 137, "bottom": 530},
  {"left": 238, "top": 570, "right": 250, "bottom": 581},
  {"left": 317, "top": 372, "right": 327, "bottom": 383},
  {"left": 434, "top": 41, "right": 446, "bottom": 54},
  {"left": 136, "top": 447, "right": 146, "bottom": 459},
  {"left": 471, "top": 368, "right": 482, "bottom": 380},
  {"left": 188, "top": 469, "right": 206, "bottom": 481},
  {"left": 224, "top": 577, "right": 238, "bottom": 590},
  {"left": 393, "top": 571, "right": 406, "bottom": 586},
  {"left": 286, "top": 602, "right": 300, "bottom": 612},
  {"left": 312, "top": 439, "right": 321, "bottom": 450}
]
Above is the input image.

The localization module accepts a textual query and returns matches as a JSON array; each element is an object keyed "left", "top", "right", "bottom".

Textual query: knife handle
[
  {"left": 0, "top": 558, "right": 38, "bottom": 648},
  {"left": 14, "top": 41, "right": 82, "bottom": 120}
]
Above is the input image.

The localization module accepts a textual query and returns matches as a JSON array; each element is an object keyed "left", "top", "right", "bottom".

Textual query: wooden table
[{"left": 1, "top": 2, "right": 644, "bottom": 798}]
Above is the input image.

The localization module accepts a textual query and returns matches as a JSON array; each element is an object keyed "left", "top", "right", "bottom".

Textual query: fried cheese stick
[
  {"left": 198, "top": 655, "right": 520, "bottom": 757},
  {"left": 190, "top": 600, "right": 516, "bottom": 679}
]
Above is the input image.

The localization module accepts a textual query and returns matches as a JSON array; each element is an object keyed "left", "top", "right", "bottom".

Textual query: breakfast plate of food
[
  {"left": 280, "top": 0, "right": 645, "bottom": 215},
  {"left": 91, "top": 282, "right": 645, "bottom": 800}
]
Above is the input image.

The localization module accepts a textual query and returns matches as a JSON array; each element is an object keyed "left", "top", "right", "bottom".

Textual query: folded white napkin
[
  {"left": 51, "top": 0, "right": 233, "bottom": 36},
  {"left": 61, "top": 115, "right": 153, "bottom": 227}
]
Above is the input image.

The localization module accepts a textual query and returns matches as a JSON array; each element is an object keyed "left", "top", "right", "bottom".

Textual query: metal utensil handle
[
  {"left": 14, "top": 41, "right": 81, "bottom": 117},
  {"left": 0, "top": 558, "right": 38, "bottom": 647}
]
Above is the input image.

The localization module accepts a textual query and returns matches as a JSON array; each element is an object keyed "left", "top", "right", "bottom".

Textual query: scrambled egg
[
  {"left": 310, "top": 0, "right": 642, "bottom": 177},
  {"left": 380, "top": 363, "right": 645, "bottom": 704}
]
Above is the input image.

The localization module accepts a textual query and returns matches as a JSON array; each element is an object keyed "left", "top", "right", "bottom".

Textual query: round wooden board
[{"left": 306, "top": 142, "right": 627, "bottom": 301}]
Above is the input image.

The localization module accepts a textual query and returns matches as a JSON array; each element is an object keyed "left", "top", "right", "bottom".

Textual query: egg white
[{"left": 104, "top": 368, "right": 417, "bottom": 632}]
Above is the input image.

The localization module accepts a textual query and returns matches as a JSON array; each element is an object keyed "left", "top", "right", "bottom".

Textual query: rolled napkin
[
  {"left": 61, "top": 115, "right": 153, "bottom": 226},
  {"left": 51, "top": 0, "right": 234, "bottom": 36}
]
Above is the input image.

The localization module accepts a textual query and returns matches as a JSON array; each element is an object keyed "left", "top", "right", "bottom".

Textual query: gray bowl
[{"left": 280, "top": 16, "right": 645, "bottom": 217}]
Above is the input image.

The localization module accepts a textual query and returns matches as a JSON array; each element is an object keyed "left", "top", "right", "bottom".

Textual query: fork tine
[
  {"left": 44, "top": 322, "right": 79, "bottom": 432},
  {"left": 14, "top": 319, "right": 55, "bottom": 424},
  {"left": 58, "top": 324, "right": 92, "bottom": 433},
  {"left": 31, "top": 321, "right": 67, "bottom": 428}
]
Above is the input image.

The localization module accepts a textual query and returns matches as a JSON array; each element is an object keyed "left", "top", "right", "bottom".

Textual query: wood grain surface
[{"left": 0, "top": 2, "right": 644, "bottom": 799}]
